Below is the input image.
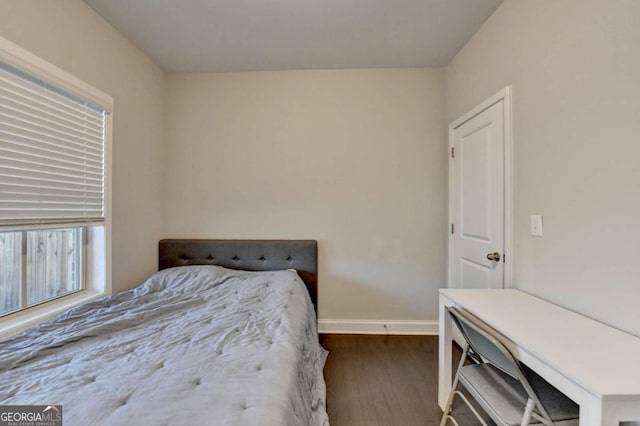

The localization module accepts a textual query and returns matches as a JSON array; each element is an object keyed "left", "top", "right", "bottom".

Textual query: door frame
[{"left": 447, "top": 86, "right": 513, "bottom": 288}]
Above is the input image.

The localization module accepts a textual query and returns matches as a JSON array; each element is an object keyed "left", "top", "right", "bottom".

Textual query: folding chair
[{"left": 440, "top": 306, "right": 580, "bottom": 426}]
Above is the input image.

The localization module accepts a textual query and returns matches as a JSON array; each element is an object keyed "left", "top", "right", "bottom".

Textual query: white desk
[{"left": 439, "top": 289, "right": 640, "bottom": 426}]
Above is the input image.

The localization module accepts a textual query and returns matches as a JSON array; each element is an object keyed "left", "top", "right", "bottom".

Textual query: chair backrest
[
  {"left": 448, "top": 306, "right": 522, "bottom": 379},
  {"left": 448, "top": 306, "right": 558, "bottom": 424}
]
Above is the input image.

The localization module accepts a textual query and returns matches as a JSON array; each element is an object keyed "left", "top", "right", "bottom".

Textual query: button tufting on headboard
[{"left": 158, "top": 239, "right": 318, "bottom": 315}]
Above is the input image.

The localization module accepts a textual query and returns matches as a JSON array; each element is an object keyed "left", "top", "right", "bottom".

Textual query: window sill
[{"left": 0, "top": 290, "right": 106, "bottom": 341}]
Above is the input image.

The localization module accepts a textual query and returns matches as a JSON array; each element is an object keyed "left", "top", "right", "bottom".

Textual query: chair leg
[
  {"left": 452, "top": 390, "right": 488, "bottom": 426},
  {"left": 440, "top": 344, "right": 470, "bottom": 426},
  {"left": 439, "top": 380, "right": 459, "bottom": 426},
  {"left": 521, "top": 398, "right": 536, "bottom": 426},
  {"left": 441, "top": 414, "right": 460, "bottom": 426}
]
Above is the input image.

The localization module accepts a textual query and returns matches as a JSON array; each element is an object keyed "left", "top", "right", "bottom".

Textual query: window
[
  {"left": 0, "top": 36, "right": 112, "bottom": 324},
  {"left": 0, "top": 228, "right": 83, "bottom": 316}
]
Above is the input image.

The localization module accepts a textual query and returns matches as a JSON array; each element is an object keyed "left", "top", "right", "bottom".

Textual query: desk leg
[
  {"left": 597, "top": 397, "right": 640, "bottom": 426},
  {"left": 578, "top": 396, "right": 640, "bottom": 426},
  {"left": 578, "top": 401, "right": 603, "bottom": 426},
  {"left": 438, "top": 295, "right": 454, "bottom": 410}
]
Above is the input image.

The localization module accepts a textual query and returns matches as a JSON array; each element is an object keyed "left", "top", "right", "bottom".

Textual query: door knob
[{"left": 486, "top": 252, "right": 501, "bottom": 262}]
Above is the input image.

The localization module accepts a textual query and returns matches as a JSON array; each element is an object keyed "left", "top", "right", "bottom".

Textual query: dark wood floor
[{"left": 320, "top": 334, "right": 491, "bottom": 426}]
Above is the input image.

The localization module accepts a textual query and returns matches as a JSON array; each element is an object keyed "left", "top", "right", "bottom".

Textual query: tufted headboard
[{"left": 158, "top": 239, "right": 318, "bottom": 313}]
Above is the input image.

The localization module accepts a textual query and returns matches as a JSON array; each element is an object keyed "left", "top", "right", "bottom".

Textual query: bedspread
[{"left": 0, "top": 265, "right": 329, "bottom": 426}]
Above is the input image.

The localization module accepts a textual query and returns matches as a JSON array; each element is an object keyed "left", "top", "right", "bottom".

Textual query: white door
[{"left": 448, "top": 97, "right": 508, "bottom": 289}]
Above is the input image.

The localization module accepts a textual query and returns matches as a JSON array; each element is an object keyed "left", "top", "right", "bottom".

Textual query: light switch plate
[{"left": 530, "top": 215, "right": 543, "bottom": 237}]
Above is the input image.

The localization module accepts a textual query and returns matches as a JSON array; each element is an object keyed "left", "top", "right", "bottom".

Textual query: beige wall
[
  {"left": 446, "top": 0, "right": 640, "bottom": 336},
  {"left": 8, "top": 0, "right": 637, "bottom": 335},
  {"left": 0, "top": 0, "right": 167, "bottom": 293},
  {"left": 165, "top": 69, "right": 447, "bottom": 321}
]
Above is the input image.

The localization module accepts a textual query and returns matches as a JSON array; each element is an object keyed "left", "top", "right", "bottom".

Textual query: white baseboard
[{"left": 318, "top": 319, "right": 438, "bottom": 335}]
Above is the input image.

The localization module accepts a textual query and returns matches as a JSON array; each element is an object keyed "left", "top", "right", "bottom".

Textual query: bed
[{"left": 0, "top": 239, "right": 328, "bottom": 426}]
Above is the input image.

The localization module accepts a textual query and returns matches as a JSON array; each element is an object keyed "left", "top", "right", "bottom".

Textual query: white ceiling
[{"left": 85, "top": 0, "right": 502, "bottom": 73}]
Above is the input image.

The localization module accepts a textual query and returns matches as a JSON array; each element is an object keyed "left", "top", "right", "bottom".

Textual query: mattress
[{"left": 0, "top": 265, "right": 329, "bottom": 426}]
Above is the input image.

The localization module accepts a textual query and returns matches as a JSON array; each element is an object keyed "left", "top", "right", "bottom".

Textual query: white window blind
[{"left": 0, "top": 61, "right": 106, "bottom": 227}]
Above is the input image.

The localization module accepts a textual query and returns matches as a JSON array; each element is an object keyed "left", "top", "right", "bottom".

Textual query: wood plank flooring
[{"left": 320, "top": 334, "right": 491, "bottom": 426}]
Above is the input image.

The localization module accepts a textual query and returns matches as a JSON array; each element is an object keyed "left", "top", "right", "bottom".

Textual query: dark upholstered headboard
[{"left": 159, "top": 239, "right": 318, "bottom": 313}]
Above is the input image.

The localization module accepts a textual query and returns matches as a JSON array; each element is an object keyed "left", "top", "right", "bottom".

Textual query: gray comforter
[{"left": 0, "top": 266, "right": 329, "bottom": 426}]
